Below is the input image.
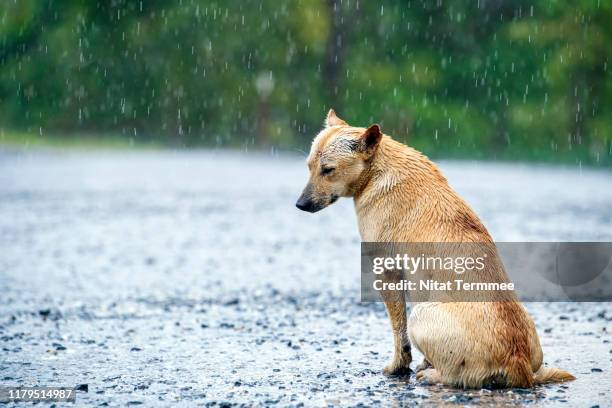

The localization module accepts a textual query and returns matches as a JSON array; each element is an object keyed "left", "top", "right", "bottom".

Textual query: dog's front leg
[
  {"left": 383, "top": 299, "right": 412, "bottom": 375},
  {"left": 380, "top": 272, "right": 412, "bottom": 376}
]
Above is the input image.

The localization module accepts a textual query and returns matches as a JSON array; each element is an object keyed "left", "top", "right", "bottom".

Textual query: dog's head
[{"left": 296, "top": 109, "right": 382, "bottom": 213}]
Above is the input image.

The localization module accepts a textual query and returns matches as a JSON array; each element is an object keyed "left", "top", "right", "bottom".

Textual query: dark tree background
[{"left": 1, "top": 0, "right": 610, "bottom": 164}]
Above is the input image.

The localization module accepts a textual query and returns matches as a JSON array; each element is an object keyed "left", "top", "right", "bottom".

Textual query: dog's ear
[
  {"left": 359, "top": 124, "right": 382, "bottom": 156},
  {"left": 325, "top": 109, "right": 347, "bottom": 127}
]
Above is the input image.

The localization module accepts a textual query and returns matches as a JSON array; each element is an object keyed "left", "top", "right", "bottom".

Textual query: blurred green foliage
[{"left": 0, "top": 0, "right": 610, "bottom": 164}]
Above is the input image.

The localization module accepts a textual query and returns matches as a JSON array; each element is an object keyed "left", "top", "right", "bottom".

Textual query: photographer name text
[{"left": 373, "top": 279, "right": 515, "bottom": 292}]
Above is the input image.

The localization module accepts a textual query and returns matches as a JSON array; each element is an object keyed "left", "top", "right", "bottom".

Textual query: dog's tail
[{"left": 533, "top": 366, "right": 575, "bottom": 384}]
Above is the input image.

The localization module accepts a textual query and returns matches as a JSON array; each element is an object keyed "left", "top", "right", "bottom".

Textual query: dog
[{"left": 295, "top": 109, "right": 575, "bottom": 388}]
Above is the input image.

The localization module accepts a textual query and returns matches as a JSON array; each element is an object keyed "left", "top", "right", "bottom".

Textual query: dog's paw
[
  {"left": 415, "top": 368, "right": 441, "bottom": 384},
  {"left": 415, "top": 359, "right": 432, "bottom": 373},
  {"left": 383, "top": 361, "right": 412, "bottom": 377}
]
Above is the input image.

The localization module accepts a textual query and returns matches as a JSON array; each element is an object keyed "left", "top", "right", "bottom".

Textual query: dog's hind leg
[
  {"left": 409, "top": 302, "right": 538, "bottom": 388},
  {"left": 408, "top": 302, "right": 486, "bottom": 388},
  {"left": 409, "top": 303, "right": 462, "bottom": 385}
]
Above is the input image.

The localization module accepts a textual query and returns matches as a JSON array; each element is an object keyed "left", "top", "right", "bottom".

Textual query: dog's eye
[{"left": 321, "top": 167, "right": 335, "bottom": 176}]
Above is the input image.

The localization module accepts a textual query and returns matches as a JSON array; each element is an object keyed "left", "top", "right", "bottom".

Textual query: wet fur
[{"left": 298, "top": 110, "right": 575, "bottom": 388}]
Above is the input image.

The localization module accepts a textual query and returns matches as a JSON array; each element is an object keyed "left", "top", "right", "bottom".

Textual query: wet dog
[{"left": 296, "top": 109, "right": 575, "bottom": 388}]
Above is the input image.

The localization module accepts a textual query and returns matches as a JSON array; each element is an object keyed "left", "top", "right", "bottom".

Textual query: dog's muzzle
[{"left": 295, "top": 195, "right": 319, "bottom": 213}]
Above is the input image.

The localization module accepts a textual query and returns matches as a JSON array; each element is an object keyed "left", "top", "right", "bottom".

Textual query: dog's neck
[
  {"left": 352, "top": 136, "right": 448, "bottom": 240},
  {"left": 353, "top": 136, "right": 446, "bottom": 208}
]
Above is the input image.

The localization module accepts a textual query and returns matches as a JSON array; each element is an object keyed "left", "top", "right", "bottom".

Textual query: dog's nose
[{"left": 296, "top": 196, "right": 315, "bottom": 212}]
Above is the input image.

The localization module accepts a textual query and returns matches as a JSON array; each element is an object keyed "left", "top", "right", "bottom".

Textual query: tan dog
[{"left": 296, "top": 109, "right": 575, "bottom": 388}]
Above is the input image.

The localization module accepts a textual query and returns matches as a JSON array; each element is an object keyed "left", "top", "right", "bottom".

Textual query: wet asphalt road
[{"left": 0, "top": 149, "right": 611, "bottom": 407}]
